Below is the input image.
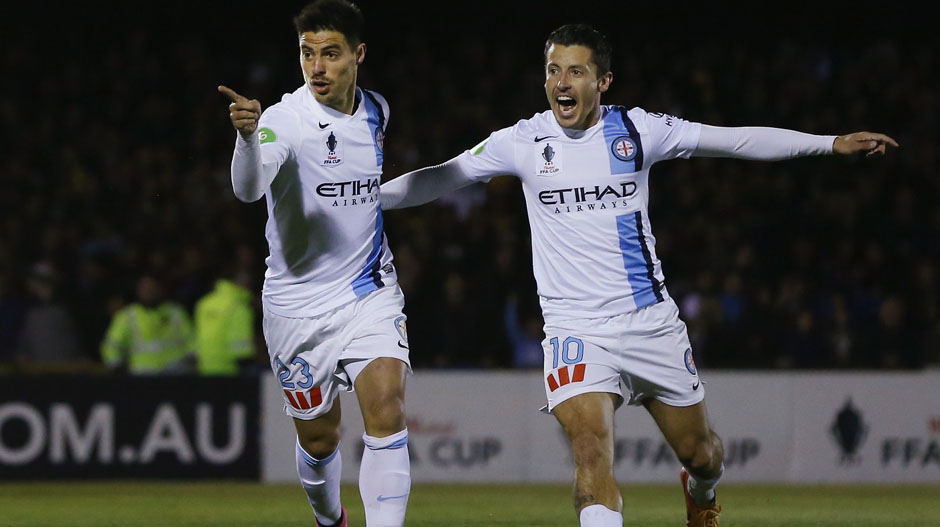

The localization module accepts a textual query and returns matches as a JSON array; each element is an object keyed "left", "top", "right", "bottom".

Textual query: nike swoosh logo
[
  {"left": 534, "top": 135, "right": 557, "bottom": 142},
  {"left": 692, "top": 381, "right": 700, "bottom": 391},
  {"left": 377, "top": 493, "right": 409, "bottom": 502},
  {"left": 398, "top": 341, "right": 409, "bottom": 349},
  {"left": 319, "top": 122, "right": 330, "bottom": 129}
]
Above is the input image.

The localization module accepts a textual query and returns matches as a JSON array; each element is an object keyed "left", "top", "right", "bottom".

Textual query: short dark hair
[
  {"left": 293, "top": 0, "right": 364, "bottom": 46},
  {"left": 544, "top": 24, "right": 612, "bottom": 75}
]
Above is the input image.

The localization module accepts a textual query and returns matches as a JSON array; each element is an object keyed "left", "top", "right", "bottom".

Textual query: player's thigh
[
  {"left": 262, "top": 306, "right": 345, "bottom": 420},
  {"left": 554, "top": 392, "right": 618, "bottom": 465},
  {"left": 620, "top": 298, "right": 704, "bottom": 408},
  {"left": 341, "top": 286, "right": 411, "bottom": 435},
  {"left": 643, "top": 398, "right": 714, "bottom": 457},
  {"left": 293, "top": 397, "right": 342, "bottom": 458},
  {"left": 541, "top": 320, "right": 623, "bottom": 413},
  {"left": 352, "top": 357, "right": 408, "bottom": 435},
  {"left": 341, "top": 285, "right": 411, "bottom": 369}
]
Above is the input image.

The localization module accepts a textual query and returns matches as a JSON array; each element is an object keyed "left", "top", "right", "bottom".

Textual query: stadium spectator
[
  {"left": 13, "top": 262, "right": 85, "bottom": 369},
  {"left": 194, "top": 267, "right": 258, "bottom": 376},
  {"left": 100, "top": 274, "right": 195, "bottom": 374}
]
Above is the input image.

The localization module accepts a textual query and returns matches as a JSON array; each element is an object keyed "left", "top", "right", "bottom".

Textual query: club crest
[
  {"left": 611, "top": 136, "right": 637, "bottom": 162},
  {"left": 375, "top": 127, "right": 385, "bottom": 152},
  {"left": 684, "top": 348, "right": 697, "bottom": 375},
  {"left": 394, "top": 316, "right": 408, "bottom": 343}
]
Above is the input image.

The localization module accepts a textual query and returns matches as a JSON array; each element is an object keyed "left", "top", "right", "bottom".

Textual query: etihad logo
[
  {"left": 316, "top": 178, "right": 380, "bottom": 207},
  {"left": 539, "top": 182, "right": 637, "bottom": 205}
]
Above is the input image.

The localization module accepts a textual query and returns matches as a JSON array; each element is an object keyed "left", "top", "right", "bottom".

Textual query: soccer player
[
  {"left": 380, "top": 24, "right": 897, "bottom": 527},
  {"left": 218, "top": 1, "right": 411, "bottom": 526}
]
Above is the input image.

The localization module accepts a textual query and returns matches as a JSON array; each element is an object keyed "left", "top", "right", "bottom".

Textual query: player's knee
[
  {"left": 709, "top": 431, "right": 725, "bottom": 465},
  {"left": 361, "top": 390, "right": 406, "bottom": 435},
  {"left": 362, "top": 388, "right": 404, "bottom": 418},
  {"left": 298, "top": 430, "right": 341, "bottom": 459},
  {"left": 675, "top": 432, "right": 721, "bottom": 472}
]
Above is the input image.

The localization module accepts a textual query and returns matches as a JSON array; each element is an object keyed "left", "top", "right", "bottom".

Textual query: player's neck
[
  {"left": 579, "top": 106, "right": 602, "bottom": 130},
  {"left": 559, "top": 107, "right": 603, "bottom": 138},
  {"left": 337, "top": 85, "right": 358, "bottom": 115},
  {"left": 316, "top": 85, "right": 359, "bottom": 115}
]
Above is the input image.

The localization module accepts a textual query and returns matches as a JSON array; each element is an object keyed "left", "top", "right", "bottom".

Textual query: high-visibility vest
[
  {"left": 100, "top": 302, "right": 194, "bottom": 374},
  {"left": 194, "top": 280, "right": 255, "bottom": 376}
]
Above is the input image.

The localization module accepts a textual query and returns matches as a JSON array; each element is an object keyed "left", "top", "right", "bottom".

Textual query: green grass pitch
[{"left": 1, "top": 482, "right": 938, "bottom": 526}]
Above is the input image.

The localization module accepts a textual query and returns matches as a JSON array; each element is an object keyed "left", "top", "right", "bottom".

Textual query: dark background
[{"left": 1, "top": 1, "right": 937, "bottom": 371}]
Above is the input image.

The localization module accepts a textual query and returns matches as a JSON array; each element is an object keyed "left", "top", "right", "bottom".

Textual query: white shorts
[
  {"left": 541, "top": 296, "right": 704, "bottom": 413},
  {"left": 262, "top": 285, "right": 411, "bottom": 420}
]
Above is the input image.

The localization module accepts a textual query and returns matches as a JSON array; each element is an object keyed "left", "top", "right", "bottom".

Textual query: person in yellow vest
[
  {"left": 101, "top": 274, "right": 195, "bottom": 374},
  {"left": 194, "top": 270, "right": 256, "bottom": 375}
]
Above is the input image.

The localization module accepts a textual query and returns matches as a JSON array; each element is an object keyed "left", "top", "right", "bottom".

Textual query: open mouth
[
  {"left": 312, "top": 79, "right": 330, "bottom": 94},
  {"left": 556, "top": 95, "right": 577, "bottom": 116}
]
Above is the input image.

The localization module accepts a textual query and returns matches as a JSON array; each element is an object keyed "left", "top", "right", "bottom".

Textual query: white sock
[
  {"left": 687, "top": 463, "right": 724, "bottom": 506},
  {"left": 359, "top": 428, "right": 411, "bottom": 527},
  {"left": 296, "top": 439, "right": 343, "bottom": 526},
  {"left": 579, "top": 504, "right": 623, "bottom": 526}
]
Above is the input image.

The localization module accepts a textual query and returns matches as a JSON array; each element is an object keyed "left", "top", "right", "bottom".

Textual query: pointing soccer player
[
  {"left": 219, "top": 1, "right": 412, "bottom": 526},
  {"left": 381, "top": 24, "right": 896, "bottom": 527}
]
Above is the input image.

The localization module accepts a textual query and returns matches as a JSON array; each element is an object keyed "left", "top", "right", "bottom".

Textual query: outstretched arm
[
  {"left": 218, "top": 85, "right": 279, "bottom": 203},
  {"left": 832, "top": 131, "right": 899, "bottom": 157},
  {"left": 694, "top": 125, "right": 897, "bottom": 161},
  {"left": 380, "top": 158, "right": 477, "bottom": 210}
]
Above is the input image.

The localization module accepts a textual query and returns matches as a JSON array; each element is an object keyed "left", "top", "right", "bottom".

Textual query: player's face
[
  {"left": 299, "top": 30, "right": 366, "bottom": 114},
  {"left": 544, "top": 44, "right": 612, "bottom": 130}
]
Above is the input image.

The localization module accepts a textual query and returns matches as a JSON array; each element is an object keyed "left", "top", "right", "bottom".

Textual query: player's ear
[
  {"left": 598, "top": 71, "right": 612, "bottom": 93},
  {"left": 355, "top": 43, "right": 366, "bottom": 66}
]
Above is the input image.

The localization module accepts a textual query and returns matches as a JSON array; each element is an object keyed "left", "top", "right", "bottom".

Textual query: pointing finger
[
  {"left": 856, "top": 133, "right": 899, "bottom": 148},
  {"left": 218, "top": 85, "right": 243, "bottom": 103},
  {"left": 880, "top": 134, "right": 900, "bottom": 148}
]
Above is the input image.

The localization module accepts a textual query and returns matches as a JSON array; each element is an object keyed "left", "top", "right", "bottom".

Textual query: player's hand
[
  {"left": 833, "top": 132, "right": 898, "bottom": 157},
  {"left": 218, "top": 85, "right": 262, "bottom": 139}
]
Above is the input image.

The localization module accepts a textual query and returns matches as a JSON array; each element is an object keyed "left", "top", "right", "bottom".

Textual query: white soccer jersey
[
  {"left": 255, "top": 85, "right": 396, "bottom": 317},
  {"left": 455, "top": 106, "right": 701, "bottom": 322}
]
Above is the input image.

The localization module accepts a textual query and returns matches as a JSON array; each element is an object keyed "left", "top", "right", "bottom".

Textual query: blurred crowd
[{"left": 1, "top": 3, "right": 937, "bottom": 373}]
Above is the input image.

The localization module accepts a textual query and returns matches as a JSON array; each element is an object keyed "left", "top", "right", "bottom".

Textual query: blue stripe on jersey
[
  {"left": 362, "top": 91, "right": 385, "bottom": 167},
  {"left": 352, "top": 208, "right": 385, "bottom": 297},
  {"left": 602, "top": 106, "right": 644, "bottom": 174},
  {"left": 616, "top": 211, "right": 664, "bottom": 309}
]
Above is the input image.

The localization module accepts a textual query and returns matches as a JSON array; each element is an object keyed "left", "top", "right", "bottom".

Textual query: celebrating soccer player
[
  {"left": 381, "top": 24, "right": 897, "bottom": 527},
  {"left": 219, "top": 1, "right": 412, "bottom": 526}
]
